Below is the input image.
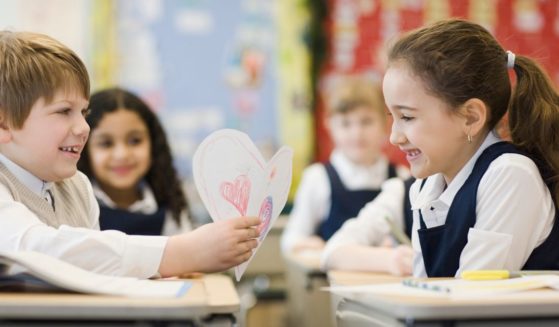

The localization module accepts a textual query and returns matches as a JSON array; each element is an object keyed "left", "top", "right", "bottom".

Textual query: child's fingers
[{"left": 234, "top": 216, "right": 261, "bottom": 229}]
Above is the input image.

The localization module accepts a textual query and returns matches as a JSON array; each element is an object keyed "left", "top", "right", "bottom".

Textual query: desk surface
[
  {"left": 0, "top": 274, "right": 239, "bottom": 321},
  {"left": 329, "top": 270, "right": 559, "bottom": 321}
]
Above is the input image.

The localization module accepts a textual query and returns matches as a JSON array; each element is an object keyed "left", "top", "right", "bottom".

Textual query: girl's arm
[{"left": 321, "top": 178, "right": 412, "bottom": 274}]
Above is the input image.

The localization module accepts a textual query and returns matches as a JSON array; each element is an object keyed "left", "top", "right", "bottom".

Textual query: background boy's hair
[
  {"left": 326, "top": 76, "right": 385, "bottom": 117},
  {"left": 388, "top": 18, "right": 559, "bottom": 205},
  {"left": 77, "top": 88, "right": 188, "bottom": 224},
  {"left": 0, "top": 31, "right": 90, "bottom": 128}
]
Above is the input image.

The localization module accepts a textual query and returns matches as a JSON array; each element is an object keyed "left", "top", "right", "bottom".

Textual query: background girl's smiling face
[
  {"left": 383, "top": 61, "right": 472, "bottom": 183},
  {"left": 87, "top": 109, "right": 152, "bottom": 193}
]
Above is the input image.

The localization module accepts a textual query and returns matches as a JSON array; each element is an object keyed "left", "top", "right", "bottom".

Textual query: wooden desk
[
  {"left": 0, "top": 274, "right": 239, "bottom": 326},
  {"left": 284, "top": 251, "right": 334, "bottom": 327},
  {"left": 328, "top": 270, "right": 559, "bottom": 327}
]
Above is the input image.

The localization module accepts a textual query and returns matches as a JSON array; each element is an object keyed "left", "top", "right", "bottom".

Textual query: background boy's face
[
  {"left": 326, "top": 106, "right": 386, "bottom": 165},
  {"left": 87, "top": 109, "right": 152, "bottom": 194},
  {"left": 0, "top": 90, "right": 90, "bottom": 182}
]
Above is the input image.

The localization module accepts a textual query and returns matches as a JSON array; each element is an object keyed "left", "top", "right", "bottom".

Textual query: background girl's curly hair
[{"left": 78, "top": 87, "right": 188, "bottom": 224}]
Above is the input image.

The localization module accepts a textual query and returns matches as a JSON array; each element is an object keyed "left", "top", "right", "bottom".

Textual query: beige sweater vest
[{"left": 0, "top": 164, "right": 92, "bottom": 228}]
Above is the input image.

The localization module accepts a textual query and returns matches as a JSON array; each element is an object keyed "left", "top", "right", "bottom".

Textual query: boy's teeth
[{"left": 61, "top": 146, "right": 78, "bottom": 153}]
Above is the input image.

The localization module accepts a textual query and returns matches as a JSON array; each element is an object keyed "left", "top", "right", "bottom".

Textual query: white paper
[
  {"left": 0, "top": 251, "right": 189, "bottom": 298},
  {"left": 193, "top": 129, "right": 293, "bottom": 281},
  {"left": 326, "top": 275, "right": 559, "bottom": 301}
]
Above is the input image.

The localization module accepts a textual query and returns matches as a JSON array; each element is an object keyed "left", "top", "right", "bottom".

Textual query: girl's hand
[
  {"left": 159, "top": 216, "right": 261, "bottom": 276},
  {"left": 387, "top": 245, "right": 414, "bottom": 276}
]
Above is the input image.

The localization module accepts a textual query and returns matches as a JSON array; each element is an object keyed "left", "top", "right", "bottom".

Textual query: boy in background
[{"left": 281, "top": 77, "right": 408, "bottom": 254}]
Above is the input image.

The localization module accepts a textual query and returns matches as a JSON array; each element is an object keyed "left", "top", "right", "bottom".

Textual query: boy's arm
[
  {"left": 0, "top": 183, "right": 167, "bottom": 278},
  {"left": 280, "top": 164, "right": 329, "bottom": 253},
  {"left": 158, "top": 216, "right": 260, "bottom": 276}
]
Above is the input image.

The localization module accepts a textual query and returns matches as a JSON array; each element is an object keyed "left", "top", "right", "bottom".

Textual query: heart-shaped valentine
[{"left": 193, "top": 129, "right": 293, "bottom": 280}]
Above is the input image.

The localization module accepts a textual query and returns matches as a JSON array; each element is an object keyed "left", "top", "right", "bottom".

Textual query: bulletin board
[{"left": 315, "top": 0, "right": 559, "bottom": 164}]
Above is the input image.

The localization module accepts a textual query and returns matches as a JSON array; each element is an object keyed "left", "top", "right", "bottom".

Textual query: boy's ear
[
  {"left": 460, "top": 98, "right": 487, "bottom": 137},
  {"left": 0, "top": 116, "right": 13, "bottom": 143}
]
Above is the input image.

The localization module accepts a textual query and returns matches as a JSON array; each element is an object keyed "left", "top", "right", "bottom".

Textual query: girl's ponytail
[{"left": 509, "top": 56, "right": 559, "bottom": 205}]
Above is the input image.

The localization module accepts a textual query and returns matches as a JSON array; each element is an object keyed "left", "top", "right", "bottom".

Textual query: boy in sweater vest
[{"left": 0, "top": 31, "right": 260, "bottom": 278}]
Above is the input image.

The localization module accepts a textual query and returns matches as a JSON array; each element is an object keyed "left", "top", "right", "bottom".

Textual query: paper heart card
[{"left": 192, "top": 129, "right": 293, "bottom": 281}]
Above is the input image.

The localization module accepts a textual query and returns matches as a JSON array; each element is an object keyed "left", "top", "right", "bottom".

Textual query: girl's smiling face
[
  {"left": 87, "top": 109, "right": 151, "bottom": 194},
  {"left": 383, "top": 61, "right": 473, "bottom": 183}
]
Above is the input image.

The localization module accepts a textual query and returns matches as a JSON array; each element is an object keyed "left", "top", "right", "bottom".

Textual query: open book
[{"left": 0, "top": 251, "right": 190, "bottom": 298}]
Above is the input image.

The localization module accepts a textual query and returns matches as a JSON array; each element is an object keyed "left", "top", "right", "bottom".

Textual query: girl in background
[{"left": 78, "top": 87, "right": 191, "bottom": 235}]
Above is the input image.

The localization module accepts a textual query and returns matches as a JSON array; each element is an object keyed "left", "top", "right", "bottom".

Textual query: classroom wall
[
  {"left": 0, "top": 0, "right": 315, "bottom": 206},
  {"left": 314, "top": 0, "right": 559, "bottom": 163}
]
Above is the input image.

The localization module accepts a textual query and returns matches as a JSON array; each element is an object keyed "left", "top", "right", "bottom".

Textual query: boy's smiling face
[{"left": 0, "top": 89, "right": 90, "bottom": 182}]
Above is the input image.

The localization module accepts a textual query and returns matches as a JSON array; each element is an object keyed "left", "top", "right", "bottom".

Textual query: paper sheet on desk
[
  {"left": 326, "top": 275, "right": 559, "bottom": 300},
  {"left": 193, "top": 129, "right": 293, "bottom": 281},
  {"left": 0, "top": 251, "right": 190, "bottom": 298}
]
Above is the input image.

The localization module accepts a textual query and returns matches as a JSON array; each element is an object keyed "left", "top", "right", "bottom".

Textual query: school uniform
[
  {"left": 320, "top": 177, "right": 415, "bottom": 270},
  {"left": 0, "top": 153, "right": 167, "bottom": 279},
  {"left": 281, "top": 149, "right": 409, "bottom": 253},
  {"left": 410, "top": 132, "right": 556, "bottom": 278},
  {"left": 93, "top": 183, "right": 192, "bottom": 236}
]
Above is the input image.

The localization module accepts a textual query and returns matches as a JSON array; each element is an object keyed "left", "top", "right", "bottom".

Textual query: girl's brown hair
[
  {"left": 77, "top": 88, "right": 189, "bottom": 225},
  {"left": 388, "top": 19, "right": 559, "bottom": 205}
]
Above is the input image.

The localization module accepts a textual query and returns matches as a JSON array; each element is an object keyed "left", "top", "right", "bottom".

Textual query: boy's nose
[{"left": 74, "top": 116, "right": 90, "bottom": 138}]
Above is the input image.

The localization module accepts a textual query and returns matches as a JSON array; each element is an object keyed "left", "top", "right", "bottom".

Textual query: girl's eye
[
  {"left": 58, "top": 108, "right": 72, "bottom": 115},
  {"left": 82, "top": 108, "right": 91, "bottom": 117},
  {"left": 401, "top": 115, "right": 414, "bottom": 122},
  {"left": 94, "top": 140, "right": 113, "bottom": 148},
  {"left": 128, "top": 136, "right": 144, "bottom": 146}
]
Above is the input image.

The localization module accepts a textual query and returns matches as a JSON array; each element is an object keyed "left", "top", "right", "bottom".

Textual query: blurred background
[{"left": 1, "top": 0, "right": 557, "bottom": 325}]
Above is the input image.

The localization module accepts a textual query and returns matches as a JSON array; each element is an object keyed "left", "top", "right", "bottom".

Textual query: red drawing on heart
[
  {"left": 257, "top": 196, "right": 273, "bottom": 240},
  {"left": 220, "top": 175, "right": 251, "bottom": 216}
]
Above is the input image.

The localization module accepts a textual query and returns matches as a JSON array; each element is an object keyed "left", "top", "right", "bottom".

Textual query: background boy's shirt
[
  {"left": 0, "top": 153, "right": 167, "bottom": 278},
  {"left": 281, "top": 149, "right": 409, "bottom": 253},
  {"left": 93, "top": 183, "right": 192, "bottom": 236},
  {"left": 409, "top": 133, "right": 555, "bottom": 277},
  {"left": 320, "top": 177, "right": 406, "bottom": 269}
]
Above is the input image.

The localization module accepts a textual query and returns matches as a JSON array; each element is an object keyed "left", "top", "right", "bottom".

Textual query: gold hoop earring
[{"left": 467, "top": 134, "right": 472, "bottom": 144}]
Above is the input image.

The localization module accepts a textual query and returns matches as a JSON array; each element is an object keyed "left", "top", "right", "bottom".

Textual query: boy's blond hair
[
  {"left": 0, "top": 31, "right": 90, "bottom": 129},
  {"left": 326, "top": 77, "right": 385, "bottom": 117}
]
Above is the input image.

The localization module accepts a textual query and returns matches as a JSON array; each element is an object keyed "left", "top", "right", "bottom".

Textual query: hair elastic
[{"left": 506, "top": 50, "right": 516, "bottom": 69}]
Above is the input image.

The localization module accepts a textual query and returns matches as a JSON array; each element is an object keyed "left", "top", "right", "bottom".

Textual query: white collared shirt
[
  {"left": 0, "top": 153, "right": 168, "bottom": 278},
  {"left": 410, "top": 133, "right": 555, "bottom": 277},
  {"left": 281, "top": 149, "right": 409, "bottom": 253},
  {"left": 93, "top": 183, "right": 192, "bottom": 235}
]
